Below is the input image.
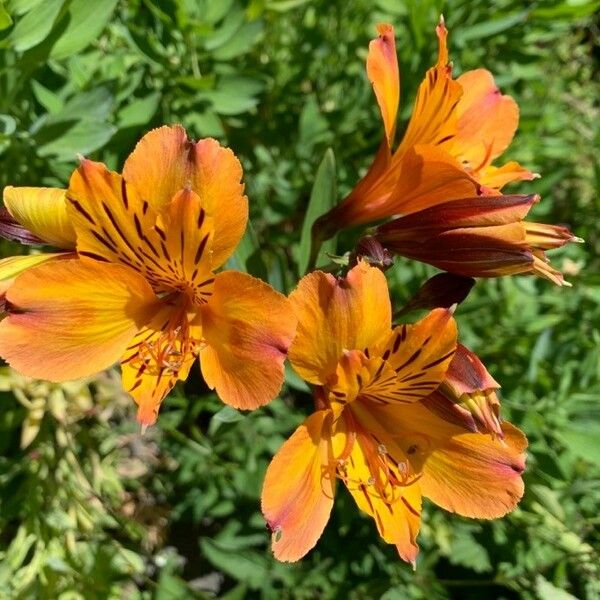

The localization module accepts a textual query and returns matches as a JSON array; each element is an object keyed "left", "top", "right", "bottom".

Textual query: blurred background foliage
[{"left": 0, "top": 0, "right": 599, "bottom": 598}]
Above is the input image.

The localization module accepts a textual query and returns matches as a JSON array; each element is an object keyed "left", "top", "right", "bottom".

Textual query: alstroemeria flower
[
  {"left": 312, "top": 21, "right": 577, "bottom": 284},
  {"left": 373, "top": 194, "right": 578, "bottom": 285},
  {"left": 261, "top": 262, "right": 526, "bottom": 565},
  {"left": 0, "top": 126, "right": 296, "bottom": 425},
  {"left": 318, "top": 19, "right": 535, "bottom": 232}
]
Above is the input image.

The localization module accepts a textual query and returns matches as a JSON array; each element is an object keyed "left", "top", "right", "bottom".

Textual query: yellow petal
[
  {"left": 3, "top": 186, "right": 76, "bottom": 248},
  {"left": 341, "top": 425, "right": 422, "bottom": 565},
  {"left": 68, "top": 159, "right": 216, "bottom": 300},
  {"left": 122, "top": 126, "right": 248, "bottom": 268},
  {"left": 377, "top": 308, "right": 458, "bottom": 402},
  {"left": 199, "top": 270, "right": 296, "bottom": 409},
  {"left": 0, "top": 259, "right": 159, "bottom": 381},
  {"left": 289, "top": 261, "right": 392, "bottom": 385},
  {"left": 121, "top": 303, "right": 200, "bottom": 426},
  {"left": 262, "top": 410, "right": 335, "bottom": 561}
]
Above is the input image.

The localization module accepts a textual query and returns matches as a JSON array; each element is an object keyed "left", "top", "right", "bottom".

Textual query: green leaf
[
  {"left": 454, "top": 11, "right": 530, "bottom": 43},
  {"left": 203, "top": 0, "right": 235, "bottom": 23},
  {"left": 36, "top": 119, "right": 116, "bottom": 161},
  {"left": 558, "top": 421, "right": 600, "bottom": 464},
  {"left": 50, "top": 0, "right": 118, "bottom": 59},
  {"left": 8, "top": 0, "right": 64, "bottom": 51},
  {"left": 266, "top": 0, "right": 314, "bottom": 12},
  {"left": 30, "top": 80, "right": 64, "bottom": 114},
  {"left": 209, "top": 407, "right": 245, "bottom": 435},
  {"left": 446, "top": 526, "right": 492, "bottom": 573},
  {"left": 197, "top": 89, "right": 259, "bottom": 116},
  {"left": 224, "top": 221, "right": 260, "bottom": 273},
  {"left": 296, "top": 95, "right": 331, "bottom": 158},
  {"left": 285, "top": 362, "right": 309, "bottom": 393},
  {"left": 212, "top": 20, "right": 263, "bottom": 60},
  {"left": 0, "top": 114, "right": 16, "bottom": 136},
  {"left": 117, "top": 92, "right": 160, "bottom": 128},
  {"left": 297, "top": 148, "right": 337, "bottom": 275},
  {"left": 200, "top": 538, "right": 268, "bottom": 589},
  {"left": 535, "top": 575, "right": 578, "bottom": 600},
  {"left": 0, "top": 3, "right": 13, "bottom": 30}
]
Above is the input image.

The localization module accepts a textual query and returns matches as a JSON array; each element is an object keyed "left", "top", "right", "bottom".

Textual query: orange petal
[
  {"left": 478, "top": 161, "right": 539, "bottom": 191},
  {"left": 69, "top": 160, "right": 217, "bottom": 299},
  {"left": 453, "top": 69, "right": 519, "bottom": 171},
  {"left": 386, "top": 145, "right": 478, "bottom": 215},
  {"left": 0, "top": 259, "right": 159, "bottom": 381},
  {"left": 289, "top": 261, "right": 392, "bottom": 385},
  {"left": 422, "top": 421, "right": 527, "bottom": 518},
  {"left": 0, "top": 253, "right": 73, "bottom": 300},
  {"left": 3, "top": 187, "right": 76, "bottom": 249},
  {"left": 120, "top": 303, "right": 201, "bottom": 426},
  {"left": 199, "top": 270, "right": 296, "bottom": 409},
  {"left": 122, "top": 126, "right": 248, "bottom": 268},
  {"left": 342, "top": 425, "right": 422, "bottom": 565},
  {"left": 394, "top": 23, "right": 461, "bottom": 158},
  {"left": 376, "top": 401, "right": 527, "bottom": 519},
  {"left": 367, "top": 23, "right": 400, "bottom": 146},
  {"left": 68, "top": 158, "right": 161, "bottom": 266},
  {"left": 154, "top": 188, "right": 216, "bottom": 302},
  {"left": 262, "top": 410, "right": 335, "bottom": 561},
  {"left": 377, "top": 309, "right": 457, "bottom": 401}
]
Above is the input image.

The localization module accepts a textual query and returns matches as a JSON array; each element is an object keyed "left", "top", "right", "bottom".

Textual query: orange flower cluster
[
  {"left": 314, "top": 19, "right": 579, "bottom": 285},
  {"left": 0, "top": 18, "right": 578, "bottom": 567}
]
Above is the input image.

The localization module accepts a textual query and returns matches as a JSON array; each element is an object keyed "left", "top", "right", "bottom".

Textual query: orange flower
[
  {"left": 373, "top": 194, "right": 579, "bottom": 285},
  {"left": 0, "top": 126, "right": 296, "bottom": 426},
  {"left": 261, "top": 262, "right": 526, "bottom": 565},
  {"left": 317, "top": 19, "right": 536, "bottom": 233}
]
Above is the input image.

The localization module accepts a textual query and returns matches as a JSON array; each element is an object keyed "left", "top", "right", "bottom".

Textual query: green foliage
[{"left": 0, "top": 0, "right": 599, "bottom": 598}]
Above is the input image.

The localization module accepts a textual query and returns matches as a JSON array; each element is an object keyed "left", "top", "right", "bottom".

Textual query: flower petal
[
  {"left": 122, "top": 126, "right": 248, "bottom": 268},
  {"left": 479, "top": 161, "right": 539, "bottom": 191},
  {"left": 0, "top": 253, "right": 72, "bottom": 301},
  {"left": 378, "top": 308, "right": 457, "bottom": 401},
  {"left": 387, "top": 145, "right": 479, "bottom": 216},
  {"left": 289, "top": 261, "right": 392, "bottom": 385},
  {"left": 68, "top": 158, "right": 161, "bottom": 266},
  {"left": 453, "top": 69, "right": 519, "bottom": 170},
  {"left": 262, "top": 410, "right": 335, "bottom": 562},
  {"left": 3, "top": 186, "right": 76, "bottom": 248},
  {"left": 367, "top": 23, "right": 400, "bottom": 146},
  {"left": 154, "top": 187, "right": 216, "bottom": 302},
  {"left": 422, "top": 421, "right": 526, "bottom": 518},
  {"left": 376, "top": 401, "right": 527, "bottom": 519},
  {"left": 120, "top": 303, "right": 201, "bottom": 426},
  {"left": 68, "top": 160, "right": 216, "bottom": 300},
  {"left": 394, "top": 21, "right": 462, "bottom": 158},
  {"left": 199, "top": 270, "right": 296, "bottom": 409},
  {"left": 342, "top": 425, "right": 422, "bottom": 565},
  {"left": 0, "top": 259, "right": 159, "bottom": 381}
]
